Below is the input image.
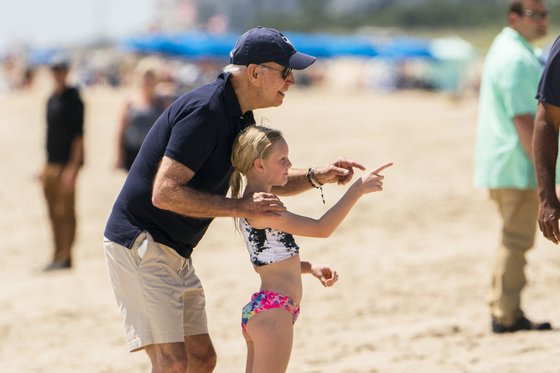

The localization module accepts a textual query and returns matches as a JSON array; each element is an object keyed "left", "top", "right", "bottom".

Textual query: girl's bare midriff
[{"left": 254, "top": 255, "right": 303, "bottom": 305}]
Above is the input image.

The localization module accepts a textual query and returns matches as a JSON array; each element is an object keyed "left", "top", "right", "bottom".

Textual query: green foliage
[
  {"left": 389, "top": 1, "right": 504, "bottom": 28},
  {"left": 253, "top": 0, "right": 560, "bottom": 32}
]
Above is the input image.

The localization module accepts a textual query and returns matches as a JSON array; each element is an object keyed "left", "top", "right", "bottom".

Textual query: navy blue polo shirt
[
  {"left": 537, "top": 35, "right": 560, "bottom": 106},
  {"left": 104, "top": 73, "right": 255, "bottom": 258}
]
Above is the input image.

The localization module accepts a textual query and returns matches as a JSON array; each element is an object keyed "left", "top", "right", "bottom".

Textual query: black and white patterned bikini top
[{"left": 240, "top": 218, "right": 300, "bottom": 267}]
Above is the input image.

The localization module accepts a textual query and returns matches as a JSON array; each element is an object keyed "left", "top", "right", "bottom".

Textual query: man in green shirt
[{"left": 474, "top": 0, "right": 551, "bottom": 333}]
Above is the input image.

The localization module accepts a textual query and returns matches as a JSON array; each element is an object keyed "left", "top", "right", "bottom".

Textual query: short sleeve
[
  {"left": 537, "top": 39, "right": 560, "bottom": 107},
  {"left": 499, "top": 60, "right": 539, "bottom": 117},
  {"left": 164, "top": 105, "right": 219, "bottom": 172}
]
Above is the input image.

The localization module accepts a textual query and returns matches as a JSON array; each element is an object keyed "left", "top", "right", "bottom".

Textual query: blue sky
[{"left": 0, "top": 0, "right": 156, "bottom": 51}]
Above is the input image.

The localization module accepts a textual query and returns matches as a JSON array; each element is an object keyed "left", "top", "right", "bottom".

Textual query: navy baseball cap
[{"left": 229, "top": 26, "right": 316, "bottom": 70}]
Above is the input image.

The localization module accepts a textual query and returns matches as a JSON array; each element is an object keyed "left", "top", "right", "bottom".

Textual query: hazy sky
[{"left": 0, "top": 0, "right": 156, "bottom": 51}]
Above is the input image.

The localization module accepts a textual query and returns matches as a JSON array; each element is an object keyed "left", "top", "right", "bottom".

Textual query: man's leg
[
  {"left": 145, "top": 342, "right": 188, "bottom": 373},
  {"left": 143, "top": 336, "right": 215, "bottom": 373},
  {"left": 52, "top": 177, "right": 76, "bottom": 264},
  {"left": 105, "top": 234, "right": 216, "bottom": 371},
  {"left": 181, "top": 259, "right": 215, "bottom": 372},
  {"left": 185, "top": 334, "right": 216, "bottom": 372},
  {"left": 489, "top": 189, "right": 538, "bottom": 326},
  {"left": 42, "top": 165, "right": 62, "bottom": 260}
]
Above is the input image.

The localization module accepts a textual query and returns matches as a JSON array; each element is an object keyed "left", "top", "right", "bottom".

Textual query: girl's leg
[
  {"left": 245, "top": 309, "right": 294, "bottom": 373},
  {"left": 243, "top": 330, "right": 254, "bottom": 373}
]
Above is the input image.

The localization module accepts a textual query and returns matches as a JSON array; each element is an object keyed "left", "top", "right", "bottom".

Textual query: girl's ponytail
[{"left": 229, "top": 168, "right": 244, "bottom": 199}]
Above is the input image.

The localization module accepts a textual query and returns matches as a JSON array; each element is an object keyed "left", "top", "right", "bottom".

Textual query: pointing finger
[
  {"left": 373, "top": 162, "right": 394, "bottom": 174},
  {"left": 335, "top": 159, "right": 366, "bottom": 170}
]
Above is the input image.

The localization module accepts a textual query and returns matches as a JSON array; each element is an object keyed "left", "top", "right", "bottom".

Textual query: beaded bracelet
[{"left": 306, "top": 168, "right": 325, "bottom": 204}]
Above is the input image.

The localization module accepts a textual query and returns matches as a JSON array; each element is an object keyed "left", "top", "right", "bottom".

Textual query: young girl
[{"left": 230, "top": 126, "right": 392, "bottom": 373}]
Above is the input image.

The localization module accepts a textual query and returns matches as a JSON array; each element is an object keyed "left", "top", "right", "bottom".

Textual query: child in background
[{"left": 230, "top": 126, "right": 392, "bottom": 373}]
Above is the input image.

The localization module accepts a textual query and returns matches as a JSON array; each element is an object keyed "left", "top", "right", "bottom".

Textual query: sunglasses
[
  {"left": 522, "top": 9, "right": 548, "bottom": 20},
  {"left": 259, "top": 64, "right": 293, "bottom": 80}
]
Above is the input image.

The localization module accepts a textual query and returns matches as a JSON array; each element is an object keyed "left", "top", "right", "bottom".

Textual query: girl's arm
[
  {"left": 249, "top": 162, "right": 393, "bottom": 238},
  {"left": 301, "top": 261, "right": 338, "bottom": 287}
]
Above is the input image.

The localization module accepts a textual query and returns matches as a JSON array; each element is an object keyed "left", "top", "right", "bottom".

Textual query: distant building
[
  {"left": 152, "top": 0, "right": 503, "bottom": 34},
  {"left": 154, "top": 0, "right": 301, "bottom": 33},
  {"left": 154, "top": 0, "right": 198, "bottom": 33}
]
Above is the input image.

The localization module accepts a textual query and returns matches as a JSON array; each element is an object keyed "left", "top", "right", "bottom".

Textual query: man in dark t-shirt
[
  {"left": 103, "top": 27, "right": 365, "bottom": 372},
  {"left": 534, "top": 35, "right": 560, "bottom": 243},
  {"left": 40, "top": 57, "right": 84, "bottom": 271}
]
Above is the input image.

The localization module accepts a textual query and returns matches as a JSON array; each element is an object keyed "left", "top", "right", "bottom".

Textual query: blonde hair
[{"left": 230, "top": 125, "right": 284, "bottom": 199}]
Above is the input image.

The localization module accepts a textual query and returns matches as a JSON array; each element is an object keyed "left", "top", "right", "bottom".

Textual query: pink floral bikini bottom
[{"left": 241, "top": 290, "right": 300, "bottom": 332}]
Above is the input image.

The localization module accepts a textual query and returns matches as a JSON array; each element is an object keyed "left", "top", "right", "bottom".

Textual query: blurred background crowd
[{"left": 3, "top": 0, "right": 558, "bottom": 100}]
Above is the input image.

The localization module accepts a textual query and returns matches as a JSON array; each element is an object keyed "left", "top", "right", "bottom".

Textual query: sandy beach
[{"left": 2, "top": 67, "right": 560, "bottom": 373}]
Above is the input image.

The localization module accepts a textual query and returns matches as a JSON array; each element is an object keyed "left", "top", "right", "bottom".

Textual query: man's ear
[
  {"left": 247, "top": 64, "right": 259, "bottom": 82},
  {"left": 508, "top": 11, "right": 520, "bottom": 26}
]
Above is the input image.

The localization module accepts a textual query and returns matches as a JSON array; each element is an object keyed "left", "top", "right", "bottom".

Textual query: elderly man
[{"left": 103, "top": 27, "right": 364, "bottom": 372}]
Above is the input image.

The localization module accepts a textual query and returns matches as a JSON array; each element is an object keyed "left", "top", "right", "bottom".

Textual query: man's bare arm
[
  {"left": 513, "top": 113, "right": 534, "bottom": 161},
  {"left": 533, "top": 101, "right": 560, "bottom": 243},
  {"left": 272, "top": 158, "right": 366, "bottom": 196},
  {"left": 152, "top": 156, "right": 284, "bottom": 219}
]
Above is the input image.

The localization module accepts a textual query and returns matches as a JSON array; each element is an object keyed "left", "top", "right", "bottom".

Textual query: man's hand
[
  {"left": 314, "top": 158, "right": 366, "bottom": 185},
  {"left": 239, "top": 192, "right": 286, "bottom": 218},
  {"left": 538, "top": 202, "right": 560, "bottom": 244},
  {"left": 310, "top": 264, "right": 339, "bottom": 287}
]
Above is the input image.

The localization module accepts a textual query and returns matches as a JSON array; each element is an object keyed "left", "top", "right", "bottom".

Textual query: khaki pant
[
  {"left": 42, "top": 164, "right": 76, "bottom": 263},
  {"left": 489, "top": 189, "right": 538, "bottom": 326},
  {"left": 104, "top": 232, "right": 208, "bottom": 352}
]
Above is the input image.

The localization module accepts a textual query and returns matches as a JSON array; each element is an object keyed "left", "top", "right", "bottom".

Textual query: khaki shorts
[{"left": 104, "top": 232, "right": 208, "bottom": 352}]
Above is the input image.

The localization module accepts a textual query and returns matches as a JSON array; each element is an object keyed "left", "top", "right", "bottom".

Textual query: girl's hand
[
  {"left": 310, "top": 264, "right": 339, "bottom": 287},
  {"left": 356, "top": 162, "right": 393, "bottom": 194}
]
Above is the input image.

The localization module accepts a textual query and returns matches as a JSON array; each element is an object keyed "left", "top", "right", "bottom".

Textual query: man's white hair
[{"left": 223, "top": 64, "right": 246, "bottom": 74}]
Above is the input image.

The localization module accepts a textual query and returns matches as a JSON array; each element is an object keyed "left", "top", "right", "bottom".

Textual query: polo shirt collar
[
  {"left": 221, "top": 72, "right": 255, "bottom": 126},
  {"left": 502, "top": 27, "right": 535, "bottom": 55}
]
